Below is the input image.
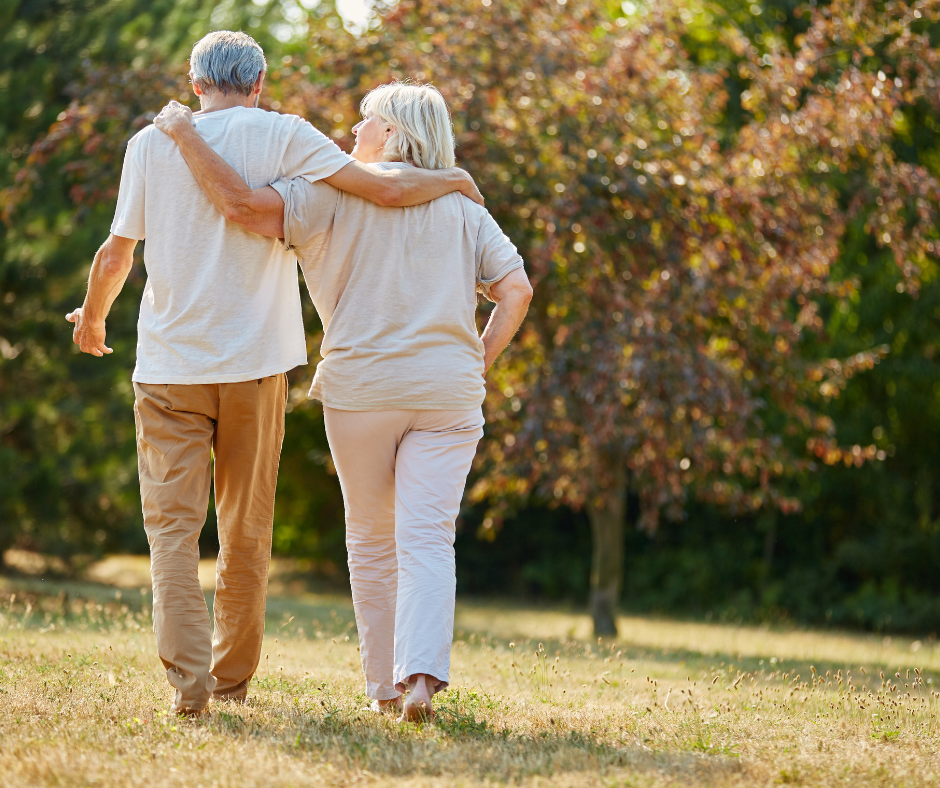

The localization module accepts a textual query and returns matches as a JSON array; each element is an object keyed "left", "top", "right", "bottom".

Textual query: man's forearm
[
  {"left": 83, "top": 237, "right": 135, "bottom": 323},
  {"left": 172, "top": 125, "right": 255, "bottom": 218},
  {"left": 169, "top": 128, "right": 466, "bottom": 212},
  {"left": 67, "top": 233, "right": 136, "bottom": 356}
]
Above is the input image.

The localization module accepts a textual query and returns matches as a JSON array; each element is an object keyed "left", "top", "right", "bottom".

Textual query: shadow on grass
[
  {"left": 447, "top": 603, "right": 936, "bottom": 684},
  {"left": 199, "top": 687, "right": 744, "bottom": 783}
]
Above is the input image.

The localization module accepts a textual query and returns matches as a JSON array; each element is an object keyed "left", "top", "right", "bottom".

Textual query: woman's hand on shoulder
[{"left": 154, "top": 100, "right": 196, "bottom": 141}]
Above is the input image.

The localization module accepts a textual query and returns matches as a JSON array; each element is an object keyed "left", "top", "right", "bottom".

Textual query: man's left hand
[{"left": 66, "top": 308, "right": 112, "bottom": 356}]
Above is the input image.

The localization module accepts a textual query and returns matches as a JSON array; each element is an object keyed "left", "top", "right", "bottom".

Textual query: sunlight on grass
[{"left": 1, "top": 580, "right": 938, "bottom": 787}]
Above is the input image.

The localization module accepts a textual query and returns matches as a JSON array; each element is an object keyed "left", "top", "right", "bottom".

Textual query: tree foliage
[
  {"left": 3, "top": 0, "right": 940, "bottom": 634},
  {"left": 239, "top": 0, "right": 940, "bottom": 631},
  {"left": 0, "top": 0, "right": 311, "bottom": 559}
]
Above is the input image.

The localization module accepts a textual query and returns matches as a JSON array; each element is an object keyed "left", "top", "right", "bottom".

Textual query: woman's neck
[{"left": 353, "top": 152, "right": 403, "bottom": 165}]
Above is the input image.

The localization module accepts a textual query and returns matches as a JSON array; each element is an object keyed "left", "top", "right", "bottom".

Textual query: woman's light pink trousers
[{"left": 324, "top": 406, "right": 484, "bottom": 700}]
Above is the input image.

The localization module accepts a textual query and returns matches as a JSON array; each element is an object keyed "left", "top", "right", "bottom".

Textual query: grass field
[{"left": 1, "top": 565, "right": 938, "bottom": 787}]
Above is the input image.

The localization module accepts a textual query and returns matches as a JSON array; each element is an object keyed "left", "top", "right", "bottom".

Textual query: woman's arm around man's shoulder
[{"left": 152, "top": 101, "right": 483, "bottom": 240}]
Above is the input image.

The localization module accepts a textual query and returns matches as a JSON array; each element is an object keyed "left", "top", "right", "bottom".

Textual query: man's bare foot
[
  {"left": 371, "top": 696, "right": 402, "bottom": 713},
  {"left": 212, "top": 693, "right": 247, "bottom": 704},
  {"left": 171, "top": 704, "right": 205, "bottom": 718},
  {"left": 399, "top": 674, "right": 434, "bottom": 723}
]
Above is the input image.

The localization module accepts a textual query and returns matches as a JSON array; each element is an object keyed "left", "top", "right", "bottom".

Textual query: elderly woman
[{"left": 155, "top": 83, "right": 532, "bottom": 721}]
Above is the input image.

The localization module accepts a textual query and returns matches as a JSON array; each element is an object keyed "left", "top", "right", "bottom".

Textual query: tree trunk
[
  {"left": 759, "top": 509, "right": 777, "bottom": 594},
  {"left": 586, "top": 459, "right": 627, "bottom": 637}
]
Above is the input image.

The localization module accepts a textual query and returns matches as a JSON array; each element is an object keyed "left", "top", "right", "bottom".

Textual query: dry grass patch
[{"left": 0, "top": 577, "right": 938, "bottom": 787}]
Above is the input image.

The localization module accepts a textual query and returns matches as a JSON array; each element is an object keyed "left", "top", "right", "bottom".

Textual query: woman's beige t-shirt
[{"left": 271, "top": 163, "right": 525, "bottom": 411}]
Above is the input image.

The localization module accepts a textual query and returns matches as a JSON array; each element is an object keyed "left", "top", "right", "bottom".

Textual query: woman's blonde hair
[{"left": 359, "top": 81, "right": 456, "bottom": 170}]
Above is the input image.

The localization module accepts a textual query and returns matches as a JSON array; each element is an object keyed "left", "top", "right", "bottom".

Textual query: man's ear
[{"left": 253, "top": 72, "right": 266, "bottom": 96}]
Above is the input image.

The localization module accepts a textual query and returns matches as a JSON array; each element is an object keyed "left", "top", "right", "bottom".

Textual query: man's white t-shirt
[{"left": 110, "top": 106, "right": 352, "bottom": 384}]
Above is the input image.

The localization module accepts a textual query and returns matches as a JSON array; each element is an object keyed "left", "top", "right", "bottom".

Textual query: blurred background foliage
[{"left": 0, "top": 0, "right": 938, "bottom": 633}]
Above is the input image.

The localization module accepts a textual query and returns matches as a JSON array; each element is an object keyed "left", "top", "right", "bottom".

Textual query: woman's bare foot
[{"left": 399, "top": 674, "right": 435, "bottom": 723}]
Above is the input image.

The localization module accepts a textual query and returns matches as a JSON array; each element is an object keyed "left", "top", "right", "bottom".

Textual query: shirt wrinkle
[
  {"left": 111, "top": 109, "right": 353, "bottom": 384},
  {"left": 269, "top": 170, "right": 525, "bottom": 411}
]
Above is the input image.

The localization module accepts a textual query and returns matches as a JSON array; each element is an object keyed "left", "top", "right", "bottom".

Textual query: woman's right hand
[{"left": 154, "top": 100, "right": 195, "bottom": 141}]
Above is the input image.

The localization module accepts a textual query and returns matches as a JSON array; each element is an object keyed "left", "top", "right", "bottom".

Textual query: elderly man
[{"left": 66, "top": 31, "right": 482, "bottom": 716}]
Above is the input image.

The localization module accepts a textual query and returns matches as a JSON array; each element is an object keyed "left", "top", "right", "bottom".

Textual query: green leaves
[{"left": 5, "top": 0, "right": 940, "bottom": 578}]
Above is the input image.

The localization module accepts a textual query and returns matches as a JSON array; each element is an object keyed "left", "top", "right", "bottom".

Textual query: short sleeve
[
  {"left": 269, "top": 177, "right": 339, "bottom": 252},
  {"left": 110, "top": 132, "right": 147, "bottom": 240},
  {"left": 281, "top": 120, "right": 353, "bottom": 183},
  {"left": 475, "top": 211, "right": 525, "bottom": 301}
]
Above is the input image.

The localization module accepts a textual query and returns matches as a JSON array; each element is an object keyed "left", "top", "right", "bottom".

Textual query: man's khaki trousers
[{"left": 133, "top": 375, "right": 287, "bottom": 713}]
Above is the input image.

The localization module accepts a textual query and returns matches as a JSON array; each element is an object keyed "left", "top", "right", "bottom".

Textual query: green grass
[{"left": 1, "top": 570, "right": 939, "bottom": 787}]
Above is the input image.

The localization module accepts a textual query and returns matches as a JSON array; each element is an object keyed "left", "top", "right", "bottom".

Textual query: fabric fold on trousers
[{"left": 135, "top": 375, "right": 286, "bottom": 712}]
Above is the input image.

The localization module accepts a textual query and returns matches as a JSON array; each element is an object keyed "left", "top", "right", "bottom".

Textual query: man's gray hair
[{"left": 189, "top": 31, "right": 266, "bottom": 97}]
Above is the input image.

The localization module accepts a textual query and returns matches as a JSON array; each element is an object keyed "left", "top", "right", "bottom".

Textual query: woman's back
[{"left": 273, "top": 162, "right": 524, "bottom": 411}]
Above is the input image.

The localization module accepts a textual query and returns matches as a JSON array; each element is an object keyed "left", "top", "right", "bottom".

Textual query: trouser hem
[
  {"left": 395, "top": 668, "right": 449, "bottom": 695},
  {"left": 366, "top": 681, "right": 403, "bottom": 701}
]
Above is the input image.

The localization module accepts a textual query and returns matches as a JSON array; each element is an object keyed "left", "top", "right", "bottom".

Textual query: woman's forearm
[
  {"left": 323, "top": 161, "right": 484, "bottom": 207},
  {"left": 481, "top": 268, "right": 533, "bottom": 373},
  {"left": 481, "top": 294, "right": 532, "bottom": 373}
]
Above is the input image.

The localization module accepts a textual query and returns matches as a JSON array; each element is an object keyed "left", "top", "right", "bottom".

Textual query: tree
[
  {"left": 502, "top": 0, "right": 939, "bottom": 634},
  {"left": 0, "top": 0, "right": 319, "bottom": 563},
  {"left": 264, "top": 0, "right": 938, "bottom": 634},
  {"left": 16, "top": 0, "right": 939, "bottom": 641}
]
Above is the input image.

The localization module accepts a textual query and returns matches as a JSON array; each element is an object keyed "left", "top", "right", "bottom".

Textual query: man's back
[{"left": 111, "top": 106, "right": 350, "bottom": 383}]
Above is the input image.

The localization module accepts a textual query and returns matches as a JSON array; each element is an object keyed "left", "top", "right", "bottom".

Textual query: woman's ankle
[
  {"left": 400, "top": 674, "right": 435, "bottom": 721},
  {"left": 406, "top": 673, "right": 434, "bottom": 693}
]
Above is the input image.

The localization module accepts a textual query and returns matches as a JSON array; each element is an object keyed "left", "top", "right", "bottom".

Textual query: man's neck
[{"left": 198, "top": 93, "right": 256, "bottom": 114}]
